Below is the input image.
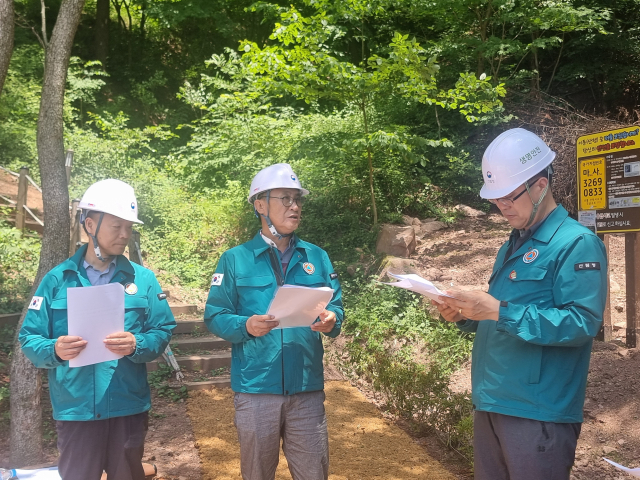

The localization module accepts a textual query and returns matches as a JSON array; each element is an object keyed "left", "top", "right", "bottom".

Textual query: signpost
[{"left": 577, "top": 126, "right": 640, "bottom": 347}]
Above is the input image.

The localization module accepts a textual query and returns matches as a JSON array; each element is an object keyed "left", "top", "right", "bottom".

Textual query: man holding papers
[
  {"left": 434, "top": 129, "right": 607, "bottom": 480},
  {"left": 20, "top": 179, "right": 175, "bottom": 480},
  {"left": 205, "top": 163, "right": 343, "bottom": 480}
]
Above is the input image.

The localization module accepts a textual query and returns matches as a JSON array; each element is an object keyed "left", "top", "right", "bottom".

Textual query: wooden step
[
  {"left": 171, "top": 336, "right": 230, "bottom": 351},
  {"left": 147, "top": 351, "right": 231, "bottom": 372},
  {"left": 170, "top": 304, "right": 198, "bottom": 316},
  {"left": 174, "top": 319, "right": 207, "bottom": 334}
]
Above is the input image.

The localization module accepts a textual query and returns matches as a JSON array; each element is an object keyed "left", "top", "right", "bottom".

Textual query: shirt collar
[
  {"left": 260, "top": 230, "right": 296, "bottom": 252},
  {"left": 83, "top": 256, "right": 117, "bottom": 274}
]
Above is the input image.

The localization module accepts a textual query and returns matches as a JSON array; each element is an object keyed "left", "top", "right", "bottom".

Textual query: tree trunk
[
  {"left": 94, "top": 0, "right": 109, "bottom": 66},
  {"left": 10, "top": 0, "right": 85, "bottom": 467},
  {"left": 360, "top": 99, "right": 377, "bottom": 225},
  {"left": 0, "top": 0, "right": 14, "bottom": 95}
]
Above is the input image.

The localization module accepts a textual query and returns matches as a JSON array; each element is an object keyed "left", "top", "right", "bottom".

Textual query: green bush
[
  {"left": 335, "top": 277, "right": 474, "bottom": 462},
  {"left": 0, "top": 220, "right": 41, "bottom": 314}
]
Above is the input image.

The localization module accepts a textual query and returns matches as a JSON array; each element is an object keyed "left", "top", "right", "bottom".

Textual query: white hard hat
[
  {"left": 248, "top": 163, "right": 309, "bottom": 204},
  {"left": 479, "top": 128, "right": 555, "bottom": 199},
  {"left": 79, "top": 179, "right": 143, "bottom": 224}
]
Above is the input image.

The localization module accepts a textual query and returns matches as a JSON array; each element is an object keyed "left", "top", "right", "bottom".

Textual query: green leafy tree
[{"left": 239, "top": 1, "right": 505, "bottom": 224}]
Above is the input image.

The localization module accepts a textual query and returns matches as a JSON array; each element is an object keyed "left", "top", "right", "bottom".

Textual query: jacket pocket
[
  {"left": 236, "top": 276, "right": 276, "bottom": 315},
  {"left": 124, "top": 296, "right": 148, "bottom": 332},
  {"left": 51, "top": 298, "right": 68, "bottom": 337},
  {"left": 509, "top": 266, "right": 548, "bottom": 282},
  {"left": 293, "top": 275, "right": 326, "bottom": 288}
]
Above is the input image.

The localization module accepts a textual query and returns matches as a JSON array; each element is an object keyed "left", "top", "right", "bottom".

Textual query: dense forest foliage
[{"left": 3, "top": 0, "right": 640, "bottom": 291}]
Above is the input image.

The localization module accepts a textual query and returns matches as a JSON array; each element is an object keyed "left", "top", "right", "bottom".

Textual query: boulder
[
  {"left": 378, "top": 256, "right": 420, "bottom": 279},
  {"left": 376, "top": 224, "right": 416, "bottom": 258},
  {"left": 402, "top": 215, "right": 415, "bottom": 226},
  {"left": 420, "top": 221, "right": 446, "bottom": 236},
  {"left": 455, "top": 204, "right": 486, "bottom": 217},
  {"left": 412, "top": 217, "right": 422, "bottom": 226}
]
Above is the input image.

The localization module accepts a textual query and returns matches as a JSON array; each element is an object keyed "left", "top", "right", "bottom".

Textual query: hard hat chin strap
[
  {"left": 255, "top": 190, "right": 292, "bottom": 241},
  {"left": 524, "top": 176, "right": 550, "bottom": 229},
  {"left": 86, "top": 212, "right": 111, "bottom": 262}
]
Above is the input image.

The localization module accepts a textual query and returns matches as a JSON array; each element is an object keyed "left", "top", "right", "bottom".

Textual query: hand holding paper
[
  {"left": 310, "top": 309, "right": 336, "bottom": 333},
  {"left": 266, "top": 285, "right": 334, "bottom": 329}
]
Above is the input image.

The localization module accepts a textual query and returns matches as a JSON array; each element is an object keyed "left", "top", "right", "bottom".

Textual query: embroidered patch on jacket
[
  {"left": 28, "top": 296, "right": 44, "bottom": 310},
  {"left": 211, "top": 273, "right": 224, "bottom": 286},
  {"left": 124, "top": 283, "right": 138, "bottom": 295},
  {"left": 522, "top": 249, "right": 539, "bottom": 264},
  {"left": 330, "top": 272, "right": 338, "bottom": 280},
  {"left": 303, "top": 263, "right": 315, "bottom": 274},
  {"left": 509, "top": 270, "right": 517, "bottom": 280},
  {"left": 157, "top": 293, "right": 168, "bottom": 301},
  {"left": 574, "top": 262, "right": 601, "bottom": 271}
]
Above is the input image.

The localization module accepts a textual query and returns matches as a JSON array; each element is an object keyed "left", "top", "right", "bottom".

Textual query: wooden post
[
  {"left": 69, "top": 199, "right": 80, "bottom": 256},
  {"left": 625, "top": 232, "right": 640, "bottom": 348},
  {"left": 127, "top": 230, "right": 143, "bottom": 266},
  {"left": 65, "top": 149, "right": 74, "bottom": 186},
  {"left": 15, "top": 166, "right": 28, "bottom": 232},
  {"left": 596, "top": 234, "right": 612, "bottom": 342}
]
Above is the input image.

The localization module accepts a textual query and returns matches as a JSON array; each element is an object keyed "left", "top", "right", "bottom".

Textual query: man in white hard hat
[
  {"left": 20, "top": 179, "right": 176, "bottom": 480},
  {"left": 205, "top": 163, "right": 344, "bottom": 480},
  {"left": 435, "top": 128, "right": 607, "bottom": 480}
]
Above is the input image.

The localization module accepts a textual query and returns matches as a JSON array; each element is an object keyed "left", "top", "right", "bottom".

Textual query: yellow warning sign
[{"left": 578, "top": 157, "right": 606, "bottom": 210}]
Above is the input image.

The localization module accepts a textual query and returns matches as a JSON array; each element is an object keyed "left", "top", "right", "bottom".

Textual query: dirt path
[{"left": 188, "top": 382, "right": 456, "bottom": 480}]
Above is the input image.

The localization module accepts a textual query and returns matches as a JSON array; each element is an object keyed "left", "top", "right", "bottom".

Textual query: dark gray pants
[
  {"left": 56, "top": 412, "right": 148, "bottom": 480},
  {"left": 473, "top": 411, "right": 581, "bottom": 480},
  {"left": 234, "top": 391, "right": 329, "bottom": 480}
]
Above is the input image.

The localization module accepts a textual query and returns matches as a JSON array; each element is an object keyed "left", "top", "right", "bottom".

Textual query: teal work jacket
[
  {"left": 458, "top": 206, "right": 607, "bottom": 423},
  {"left": 19, "top": 245, "right": 176, "bottom": 421},
  {"left": 205, "top": 233, "right": 344, "bottom": 395}
]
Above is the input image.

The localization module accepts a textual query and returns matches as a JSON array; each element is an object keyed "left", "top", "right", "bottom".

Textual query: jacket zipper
[{"left": 267, "top": 248, "right": 286, "bottom": 395}]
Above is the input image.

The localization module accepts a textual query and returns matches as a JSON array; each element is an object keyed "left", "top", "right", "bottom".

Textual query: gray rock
[
  {"left": 455, "top": 204, "right": 487, "bottom": 217},
  {"left": 402, "top": 215, "right": 415, "bottom": 226},
  {"left": 420, "top": 221, "right": 446, "bottom": 235},
  {"left": 376, "top": 224, "right": 416, "bottom": 258}
]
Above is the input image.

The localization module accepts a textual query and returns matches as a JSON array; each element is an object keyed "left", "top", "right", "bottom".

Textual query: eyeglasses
[
  {"left": 268, "top": 195, "right": 305, "bottom": 207},
  {"left": 488, "top": 178, "right": 540, "bottom": 207}
]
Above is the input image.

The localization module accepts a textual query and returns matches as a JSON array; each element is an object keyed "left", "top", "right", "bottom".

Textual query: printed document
[
  {"left": 603, "top": 458, "right": 640, "bottom": 477},
  {"left": 267, "top": 285, "right": 334, "bottom": 329},
  {"left": 379, "top": 273, "right": 453, "bottom": 303},
  {"left": 67, "top": 282, "right": 125, "bottom": 367}
]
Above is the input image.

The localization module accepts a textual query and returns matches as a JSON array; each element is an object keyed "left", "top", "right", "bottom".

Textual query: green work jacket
[
  {"left": 205, "top": 233, "right": 344, "bottom": 395},
  {"left": 457, "top": 206, "right": 607, "bottom": 423},
  {"left": 19, "top": 244, "right": 176, "bottom": 421}
]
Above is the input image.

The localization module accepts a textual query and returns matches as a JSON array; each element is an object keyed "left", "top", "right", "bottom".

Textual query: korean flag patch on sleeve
[
  {"left": 211, "top": 273, "right": 224, "bottom": 286},
  {"left": 28, "top": 296, "right": 44, "bottom": 311}
]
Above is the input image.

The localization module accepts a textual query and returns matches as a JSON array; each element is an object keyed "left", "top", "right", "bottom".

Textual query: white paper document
[
  {"left": 14, "top": 467, "right": 61, "bottom": 479},
  {"left": 267, "top": 285, "right": 334, "bottom": 329},
  {"left": 379, "top": 273, "right": 454, "bottom": 303},
  {"left": 604, "top": 458, "right": 640, "bottom": 477},
  {"left": 67, "top": 282, "right": 125, "bottom": 368}
]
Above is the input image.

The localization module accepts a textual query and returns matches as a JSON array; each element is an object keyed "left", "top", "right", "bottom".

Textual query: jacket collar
[
  {"left": 531, "top": 205, "right": 568, "bottom": 244},
  {"left": 63, "top": 244, "right": 135, "bottom": 281},
  {"left": 249, "top": 231, "right": 311, "bottom": 257}
]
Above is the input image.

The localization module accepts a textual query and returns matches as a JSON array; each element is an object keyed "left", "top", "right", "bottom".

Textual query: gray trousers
[
  {"left": 234, "top": 391, "right": 329, "bottom": 480},
  {"left": 473, "top": 411, "right": 581, "bottom": 480},
  {"left": 56, "top": 412, "right": 148, "bottom": 480}
]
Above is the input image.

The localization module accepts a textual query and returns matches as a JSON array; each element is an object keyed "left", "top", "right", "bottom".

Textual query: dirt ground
[{"left": 188, "top": 382, "right": 455, "bottom": 480}]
